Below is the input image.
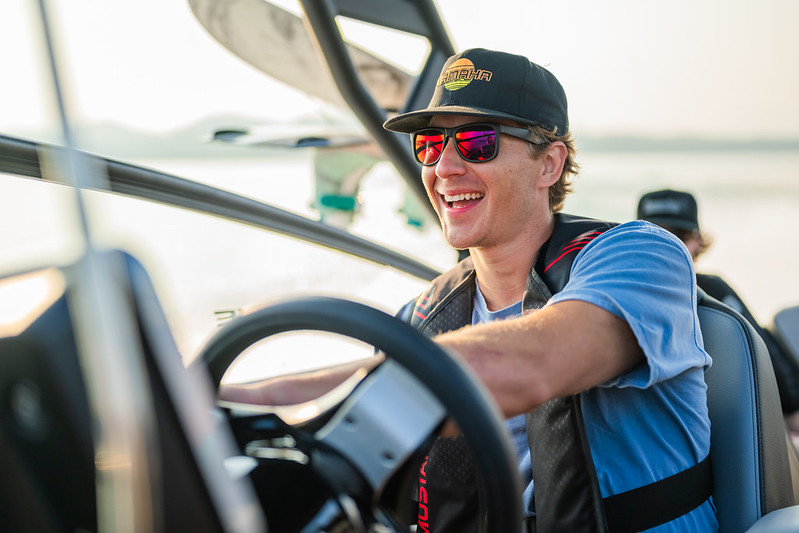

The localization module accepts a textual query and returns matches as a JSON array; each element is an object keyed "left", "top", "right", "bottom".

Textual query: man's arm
[
  {"left": 448, "top": 222, "right": 706, "bottom": 420},
  {"left": 214, "top": 301, "right": 641, "bottom": 424},
  {"left": 435, "top": 299, "right": 643, "bottom": 418}
]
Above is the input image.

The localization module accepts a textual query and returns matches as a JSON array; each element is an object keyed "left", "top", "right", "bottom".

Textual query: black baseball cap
[
  {"left": 637, "top": 189, "right": 700, "bottom": 231},
  {"left": 383, "top": 48, "right": 568, "bottom": 135}
]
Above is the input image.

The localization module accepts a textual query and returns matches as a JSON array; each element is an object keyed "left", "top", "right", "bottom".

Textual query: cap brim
[{"left": 383, "top": 105, "right": 537, "bottom": 133}]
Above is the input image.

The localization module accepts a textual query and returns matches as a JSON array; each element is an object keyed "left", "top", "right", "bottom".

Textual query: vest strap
[{"left": 602, "top": 454, "right": 713, "bottom": 533}]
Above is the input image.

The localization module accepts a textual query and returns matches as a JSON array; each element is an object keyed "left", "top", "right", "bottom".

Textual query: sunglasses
[{"left": 411, "top": 123, "right": 545, "bottom": 166}]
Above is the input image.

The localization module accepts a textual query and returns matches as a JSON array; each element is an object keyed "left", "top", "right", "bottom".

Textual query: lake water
[
  {"left": 151, "top": 149, "right": 799, "bottom": 324},
  {"left": 566, "top": 150, "right": 799, "bottom": 325}
]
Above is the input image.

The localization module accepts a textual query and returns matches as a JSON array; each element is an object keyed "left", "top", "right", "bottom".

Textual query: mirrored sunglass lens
[
  {"left": 414, "top": 130, "right": 445, "bottom": 164},
  {"left": 455, "top": 126, "right": 497, "bottom": 161}
]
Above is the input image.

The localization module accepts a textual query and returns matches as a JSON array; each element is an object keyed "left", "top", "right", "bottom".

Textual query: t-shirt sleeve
[{"left": 546, "top": 220, "right": 711, "bottom": 388}]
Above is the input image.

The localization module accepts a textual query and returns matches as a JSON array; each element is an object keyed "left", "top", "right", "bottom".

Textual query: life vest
[{"left": 401, "top": 213, "right": 712, "bottom": 532}]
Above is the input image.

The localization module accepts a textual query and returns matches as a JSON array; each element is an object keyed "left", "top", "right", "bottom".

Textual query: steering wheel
[{"left": 198, "top": 296, "right": 522, "bottom": 532}]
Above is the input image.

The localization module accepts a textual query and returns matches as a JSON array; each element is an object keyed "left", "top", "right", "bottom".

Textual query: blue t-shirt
[{"left": 474, "top": 220, "right": 718, "bottom": 532}]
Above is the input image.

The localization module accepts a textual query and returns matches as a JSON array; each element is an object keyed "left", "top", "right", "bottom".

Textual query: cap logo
[{"left": 438, "top": 58, "right": 493, "bottom": 91}]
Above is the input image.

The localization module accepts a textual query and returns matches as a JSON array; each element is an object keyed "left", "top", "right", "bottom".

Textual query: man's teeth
[{"left": 444, "top": 193, "right": 484, "bottom": 202}]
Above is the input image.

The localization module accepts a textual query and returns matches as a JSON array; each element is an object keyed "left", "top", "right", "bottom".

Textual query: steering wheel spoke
[{"left": 315, "top": 359, "right": 445, "bottom": 494}]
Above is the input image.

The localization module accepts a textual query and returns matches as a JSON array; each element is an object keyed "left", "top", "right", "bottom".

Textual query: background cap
[
  {"left": 383, "top": 48, "right": 568, "bottom": 135},
  {"left": 637, "top": 189, "right": 700, "bottom": 231}
]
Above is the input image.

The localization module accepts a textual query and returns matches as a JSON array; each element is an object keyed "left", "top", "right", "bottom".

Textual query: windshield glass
[{"left": 0, "top": 0, "right": 455, "bottom": 379}]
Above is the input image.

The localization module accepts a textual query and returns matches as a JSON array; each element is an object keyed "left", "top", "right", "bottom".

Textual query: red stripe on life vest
[
  {"left": 544, "top": 249, "right": 579, "bottom": 272},
  {"left": 560, "top": 238, "right": 594, "bottom": 253},
  {"left": 544, "top": 232, "right": 603, "bottom": 272},
  {"left": 417, "top": 294, "right": 430, "bottom": 310}
]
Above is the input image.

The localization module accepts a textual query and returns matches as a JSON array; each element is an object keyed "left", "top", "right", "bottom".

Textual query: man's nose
[{"left": 435, "top": 136, "right": 466, "bottom": 178}]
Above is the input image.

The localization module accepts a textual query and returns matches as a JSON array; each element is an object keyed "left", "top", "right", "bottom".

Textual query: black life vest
[{"left": 400, "top": 213, "right": 712, "bottom": 532}]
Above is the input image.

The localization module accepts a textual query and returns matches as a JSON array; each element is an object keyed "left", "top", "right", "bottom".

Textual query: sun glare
[{"left": 0, "top": 268, "right": 66, "bottom": 338}]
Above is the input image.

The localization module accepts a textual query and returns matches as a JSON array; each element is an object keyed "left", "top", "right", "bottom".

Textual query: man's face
[
  {"left": 420, "top": 115, "right": 552, "bottom": 251},
  {"left": 681, "top": 231, "right": 705, "bottom": 261}
]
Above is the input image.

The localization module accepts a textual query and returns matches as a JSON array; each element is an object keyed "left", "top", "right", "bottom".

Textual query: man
[
  {"left": 636, "top": 190, "right": 710, "bottom": 265},
  {"left": 223, "top": 49, "right": 717, "bottom": 532},
  {"left": 638, "top": 189, "right": 799, "bottom": 444}
]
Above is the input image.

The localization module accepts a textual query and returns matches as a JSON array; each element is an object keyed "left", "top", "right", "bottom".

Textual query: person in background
[{"left": 638, "top": 189, "right": 799, "bottom": 448}]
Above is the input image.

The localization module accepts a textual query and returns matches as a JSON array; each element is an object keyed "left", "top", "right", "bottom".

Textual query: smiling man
[
  {"left": 383, "top": 48, "right": 717, "bottom": 532},
  {"left": 219, "top": 48, "right": 717, "bottom": 532}
]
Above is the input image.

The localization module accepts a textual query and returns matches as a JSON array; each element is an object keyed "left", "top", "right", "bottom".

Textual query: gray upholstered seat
[{"left": 700, "top": 290, "right": 799, "bottom": 532}]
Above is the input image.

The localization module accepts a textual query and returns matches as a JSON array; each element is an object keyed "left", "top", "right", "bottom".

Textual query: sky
[{"left": 2, "top": 0, "right": 798, "bottom": 141}]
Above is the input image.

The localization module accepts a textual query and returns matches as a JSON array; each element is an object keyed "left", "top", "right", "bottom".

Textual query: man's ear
[{"left": 540, "top": 142, "right": 567, "bottom": 187}]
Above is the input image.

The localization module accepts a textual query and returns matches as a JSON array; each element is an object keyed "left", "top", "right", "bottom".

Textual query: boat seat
[{"left": 699, "top": 289, "right": 799, "bottom": 532}]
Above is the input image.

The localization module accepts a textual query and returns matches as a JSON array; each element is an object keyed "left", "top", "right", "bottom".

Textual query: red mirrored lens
[
  {"left": 455, "top": 127, "right": 497, "bottom": 162},
  {"left": 414, "top": 130, "right": 444, "bottom": 165}
]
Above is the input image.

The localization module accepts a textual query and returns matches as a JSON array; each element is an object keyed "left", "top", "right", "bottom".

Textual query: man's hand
[{"left": 218, "top": 355, "right": 383, "bottom": 405}]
